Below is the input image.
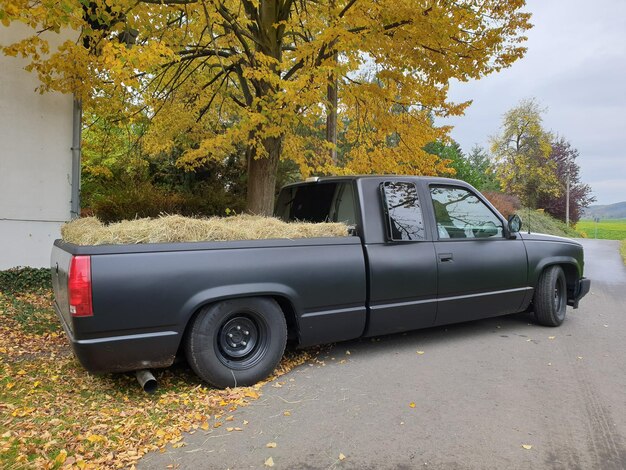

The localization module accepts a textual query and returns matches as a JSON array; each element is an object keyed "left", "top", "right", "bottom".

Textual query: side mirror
[{"left": 508, "top": 214, "right": 522, "bottom": 233}]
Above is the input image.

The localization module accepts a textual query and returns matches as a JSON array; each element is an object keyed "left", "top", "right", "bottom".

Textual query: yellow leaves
[
  {"left": 491, "top": 99, "right": 560, "bottom": 205},
  {"left": 416, "top": 351, "right": 425, "bottom": 355},
  {"left": 244, "top": 390, "right": 260, "bottom": 399},
  {"left": 5, "top": 0, "right": 528, "bottom": 181},
  {"left": 1, "top": 285, "right": 315, "bottom": 470},
  {"left": 283, "top": 411, "right": 291, "bottom": 416},
  {"left": 86, "top": 434, "right": 106, "bottom": 444},
  {"left": 265, "top": 456, "right": 275, "bottom": 467},
  {"left": 522, "top": 444, "right": 533, "bottom": 450},
  {"left": 409, "top": 402, "right": 416, "bottom": 408},
  {"left": 339, "top": 453, "right": 346, "bottom": 461},
  {"left": 53, "top": 449, "right": 67, "bottom": 466},
  {"left": 12, "top": 407, "right": 35, "bottom": 417},
  {"left": 266, "top": 442, "right": 277, "bottom": 448}
]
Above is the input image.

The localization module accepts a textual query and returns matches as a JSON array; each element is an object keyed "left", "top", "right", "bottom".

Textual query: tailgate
[{"left": 51, "top": 243, "right": 73, "bottom": 334}]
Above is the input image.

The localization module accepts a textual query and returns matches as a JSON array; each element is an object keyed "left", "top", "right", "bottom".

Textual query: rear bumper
[
  {"left": 568, "top": 277, "right": 591, "bottom": 309},
  {"left": 54, "top": 302, "right": 180, "bottom": 373}
]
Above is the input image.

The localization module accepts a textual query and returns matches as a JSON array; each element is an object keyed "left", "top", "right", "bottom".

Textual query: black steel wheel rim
[
  {"left": 554, "top": 276, "right": 565, "bottom": 317},
  {"left": 216, "top": 312, "right": 269, "bottom": 369}
]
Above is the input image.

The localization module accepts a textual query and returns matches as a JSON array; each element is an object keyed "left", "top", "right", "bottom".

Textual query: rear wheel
[
  {"left": 534, "top": 266, "right": 567, "bottom": 327},
  {"left": 185, "top": 297, "right": 287, "bottom": 388}
]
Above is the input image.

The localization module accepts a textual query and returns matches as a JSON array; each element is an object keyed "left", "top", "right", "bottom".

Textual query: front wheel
[
  {"left": 185, "top": 297, "right": 287, "bottom": 388},
  {"left": 534, "top": 266, "right": 567, "bottom": 327}
]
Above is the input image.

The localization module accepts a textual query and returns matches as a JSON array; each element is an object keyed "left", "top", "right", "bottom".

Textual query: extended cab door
[
  {"left": 362, "top": 179, "right": 438, "bottom": 336},
  {"left": 428, "top": 184, "right": 530, "bottom": 325}
]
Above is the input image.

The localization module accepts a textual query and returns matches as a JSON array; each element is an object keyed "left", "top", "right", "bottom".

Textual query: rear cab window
[{"left": 275, "top": 181, "right": 357, "bottom": 227}]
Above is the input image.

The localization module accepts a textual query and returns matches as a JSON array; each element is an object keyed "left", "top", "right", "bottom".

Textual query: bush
[
  {"left": 482, "top": 191, "right": 522, "bottom": 219},
  {"left": 87, "top": 181, "right": 246, "bottom": 224},
  {"left": 0, "top": 267, "right": 51, "bottom": 294}
]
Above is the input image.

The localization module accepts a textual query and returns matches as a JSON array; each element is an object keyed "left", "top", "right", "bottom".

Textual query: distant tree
[
  {"left": 424, "top": 140, "right": 498, "bottom": 191},
  {"left": 466, "top": 145, "right": 500, "bottom": 191},
  {"left": 536, "top": 138, "right": 595, "bottom": 224},
  {"left": 424, "top": 140, "right": 465, "bottom": 177},
  {"left": 491, "top": 99, "right": 560, "bottom": 208}
]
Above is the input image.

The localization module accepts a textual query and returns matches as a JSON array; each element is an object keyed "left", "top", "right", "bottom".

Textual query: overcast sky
[{"left": 440, "top": 0, "right": 626, "bottom": 206}]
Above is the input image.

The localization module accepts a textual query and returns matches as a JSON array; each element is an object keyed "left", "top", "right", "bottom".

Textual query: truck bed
[{"left": 51, "top": 236, "right": 366, "bottom": 373}]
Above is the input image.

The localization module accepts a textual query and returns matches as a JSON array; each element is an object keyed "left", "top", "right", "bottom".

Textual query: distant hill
[{"left": 582, "top": 202, "right": 626, "bottom": 220}]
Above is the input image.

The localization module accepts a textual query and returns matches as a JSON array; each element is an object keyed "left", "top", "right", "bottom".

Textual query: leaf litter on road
[{"left": 0, "top": 289, "right": 317, "bottom": 469}]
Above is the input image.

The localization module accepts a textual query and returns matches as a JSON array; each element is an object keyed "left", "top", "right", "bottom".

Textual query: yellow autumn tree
[
  {"left": 1, "top": 0, "right": 532, "bottom": 215},
  {"left": 490, "top": 98, "right": 560, "bottom": 208}
]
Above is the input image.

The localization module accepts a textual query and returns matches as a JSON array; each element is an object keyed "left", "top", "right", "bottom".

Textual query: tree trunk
[
  {"left": 326, "top": 52, "right": 338, "bottom": 165},
  {"left": 246, "top": 136, "right": 282, "bottom": 215},
  {"left": 244, "top": 0, "right": 284, "bottom": 216}
]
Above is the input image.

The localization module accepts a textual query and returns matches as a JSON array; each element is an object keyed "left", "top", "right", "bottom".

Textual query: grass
[
  {"left": 576, "top": 218, "right": 626, "bottom": 240},
  {"left": 518, "top": 208, "right": 582, "bottom": 238},
  {"left": 621, "top": 240, "right": 626, "bottom": 264},
  {"left": 0, "top": 286, "right": 316, "bottom": 469}
]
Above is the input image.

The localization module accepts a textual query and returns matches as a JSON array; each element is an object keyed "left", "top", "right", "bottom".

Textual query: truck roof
[{"left": 283, "top": 175, "right": 470, "bottom": 187}]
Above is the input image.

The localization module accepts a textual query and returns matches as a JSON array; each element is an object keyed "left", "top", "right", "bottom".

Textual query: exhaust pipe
[{"left": 135, "top": 369, "right": 158, "bottom": 394}]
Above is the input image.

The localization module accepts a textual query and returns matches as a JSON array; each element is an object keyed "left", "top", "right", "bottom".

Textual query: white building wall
[{"left": 0, "top": 24, "right": 74, "bottom": 269}]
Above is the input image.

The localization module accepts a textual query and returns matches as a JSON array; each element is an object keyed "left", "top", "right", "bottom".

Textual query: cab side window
[
  {"left": 430, "top": 186, "right": 503, "bottom": 239},
  {"left": 381, "top": 181, "right": 425, "bottom": 241}
]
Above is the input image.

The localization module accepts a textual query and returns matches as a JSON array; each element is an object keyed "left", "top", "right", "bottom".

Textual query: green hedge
[{"left": 0, "top": 267, "right": 52, "bottom": 293}]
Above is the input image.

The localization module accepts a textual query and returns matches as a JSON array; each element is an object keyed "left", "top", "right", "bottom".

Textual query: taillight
[{"left": 68, "top": 256, "right": 93, "bottom": 317}]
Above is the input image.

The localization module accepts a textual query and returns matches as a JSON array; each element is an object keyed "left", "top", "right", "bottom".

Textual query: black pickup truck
[{"left": 51, "top": 176, "right": 590, "bottom": 388}]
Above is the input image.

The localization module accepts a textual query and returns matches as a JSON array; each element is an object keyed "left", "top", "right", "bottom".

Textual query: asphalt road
[{"left": 140, "top": 239, "right": 626, "bottom": 470}]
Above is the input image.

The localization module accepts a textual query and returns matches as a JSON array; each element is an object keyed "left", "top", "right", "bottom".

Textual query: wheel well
[
  {"left": 271, "top": 296, "right": 300, "bottom": 344},
  {"left": 180, "top": 295, "right": 300, "bottom": 351},
  {"left": 560, "top": 264, "right": 579, "bottom": 297}
]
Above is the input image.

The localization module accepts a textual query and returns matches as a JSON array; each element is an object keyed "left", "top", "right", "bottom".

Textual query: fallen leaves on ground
[
  {"left": 264, "top": 456, "right": 275, "bottom": 467},
  {"left": 0, "top": 289, "right": 316, "bottom": 469},
  {"left": 521, "top": 444, "right": 533, "bottom": 450}
]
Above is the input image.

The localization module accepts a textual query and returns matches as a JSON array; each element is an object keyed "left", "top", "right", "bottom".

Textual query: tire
[
  {"left": 185, "top": 297, "right": 287, "bottom": 388},
  {"left": 534, "top": 266, "right": 567, "bottom": 327}
]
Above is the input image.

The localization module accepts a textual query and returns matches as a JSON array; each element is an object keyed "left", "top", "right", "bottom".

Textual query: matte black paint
[{"left": 51, "top": 176, "right": 590, "bottom": 375}]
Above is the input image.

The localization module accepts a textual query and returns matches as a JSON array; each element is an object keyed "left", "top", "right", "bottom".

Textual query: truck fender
[
  {"left": 178, "top": 283, "right": 303, "bottom": 333},
  {"left": 531, "top": 257, "right": 581, "bottom": 287}
]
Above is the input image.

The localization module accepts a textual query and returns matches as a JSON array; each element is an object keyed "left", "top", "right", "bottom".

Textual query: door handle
[{"left": 438, "top": 253, "right": 453, "bottom": 262}]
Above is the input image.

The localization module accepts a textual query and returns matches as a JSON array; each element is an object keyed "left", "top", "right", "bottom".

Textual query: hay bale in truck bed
[{"left": 60, "top": 215, "right": 350, "bottom": 246}]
